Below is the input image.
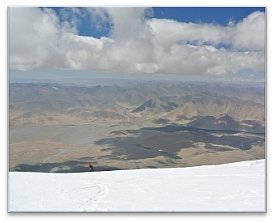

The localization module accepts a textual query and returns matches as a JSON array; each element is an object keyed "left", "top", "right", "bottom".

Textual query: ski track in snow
[
  {"left": 76, "top": 181, "right": 108, "bottom": 211},
  {"left": 9, "top": 159, "right": 265, "bottom": 212}
]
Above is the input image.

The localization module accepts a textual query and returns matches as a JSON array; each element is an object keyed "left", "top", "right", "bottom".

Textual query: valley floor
[{"left": 8, "top": 159, "right": 266, "bottom": 212}]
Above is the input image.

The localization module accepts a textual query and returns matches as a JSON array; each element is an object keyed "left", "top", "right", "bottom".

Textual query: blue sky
[
  {"left": 50, "top": 7, "right": 265, "bottom": 38},
  {"left": 152, "top": 7, "right": 265, "bottom": 24}
]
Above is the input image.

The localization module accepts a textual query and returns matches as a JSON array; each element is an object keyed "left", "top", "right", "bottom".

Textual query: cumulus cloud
[
  {"left": 233, "top": 11, "right": 265, "bottom": 50},
  {"left": 9, "top": 7, "right": 265, "bottom": 78},
  {"left": 148, "top": 11, "right": 265, "bottom": 51},
  {"left": 9, "top": 7, "right": 68, "bottom": 70}
]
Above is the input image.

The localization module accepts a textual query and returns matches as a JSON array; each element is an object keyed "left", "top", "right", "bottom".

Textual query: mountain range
[{"left": 9, "top": 82, "right": 265, "bottom": 130}]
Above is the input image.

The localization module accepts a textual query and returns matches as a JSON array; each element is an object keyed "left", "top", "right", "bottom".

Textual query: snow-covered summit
[{"left": 9, "top": 160, "right": 265, "bottom": 212}]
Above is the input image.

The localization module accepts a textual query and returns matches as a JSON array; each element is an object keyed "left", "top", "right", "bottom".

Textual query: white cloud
[
  {"left": 148, "top": 19, "right": 230, "bottom": 49},
  {"left": 87, "top": 8, "right": 110, "bottom": 31},
  {"left": 233, "top": 11, "right": 265, "bottom": 50},
  {"left": 9, "top": 7, "right": 66, "bottom": 70},
  {"left": 9, "top": 7, "right": 265, "bottom": 78},
  {"left": 148, "top": 11, "right": 265, "bottom": 51}
]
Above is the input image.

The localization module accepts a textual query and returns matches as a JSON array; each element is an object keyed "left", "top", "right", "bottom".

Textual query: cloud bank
[{"left": 9, "top": 7, "right": 265, "bottom": 78}]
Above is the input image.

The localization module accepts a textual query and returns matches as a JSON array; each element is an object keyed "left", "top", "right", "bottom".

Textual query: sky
[{"left": 9, "top": 7, "right": 265, "bottom": 81}]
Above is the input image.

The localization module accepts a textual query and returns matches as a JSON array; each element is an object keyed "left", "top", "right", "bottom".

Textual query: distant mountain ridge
[
  {"left": 131, "top": 98, "right": 178, "bottom": 113},
  {"left": 9, "top": 82, "right": 265, "bottom": 127}
]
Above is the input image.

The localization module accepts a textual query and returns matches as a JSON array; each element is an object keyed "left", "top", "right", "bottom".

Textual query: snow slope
[{"left": 8, "top": 160, "right": 265, "bottom": 212}]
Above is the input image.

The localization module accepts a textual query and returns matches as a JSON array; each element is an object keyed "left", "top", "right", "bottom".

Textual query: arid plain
[{"left": 9, "top": 80, "right": 265, "bottom": 172}]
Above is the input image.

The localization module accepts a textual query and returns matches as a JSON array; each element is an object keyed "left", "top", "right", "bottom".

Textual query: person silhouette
[{"left": 88, "top": 162, "right": 94, "bottom": 172}]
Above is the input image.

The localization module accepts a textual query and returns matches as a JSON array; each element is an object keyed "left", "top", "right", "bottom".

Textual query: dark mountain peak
[
  {"left": 154, "top": 118, "right": 169, "bottom": 124},
  {"left": 131, "top": 98, "right": 177, "bottom": 113},
  {"left": 131, "top": 98, "right": 157, "bottom": 112}
]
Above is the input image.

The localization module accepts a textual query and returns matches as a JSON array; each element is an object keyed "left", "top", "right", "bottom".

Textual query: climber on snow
[{"left": 88, "top": 162, "right": 94, "bottom": 172}]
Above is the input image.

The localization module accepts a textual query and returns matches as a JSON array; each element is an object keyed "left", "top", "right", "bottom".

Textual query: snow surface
[{"left": 8, "top": 160, "right": 266, "bottom": 212}]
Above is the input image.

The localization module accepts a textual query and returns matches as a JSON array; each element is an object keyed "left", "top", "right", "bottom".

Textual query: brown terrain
[{"left": 9, "top": 81, "right": 265, "bottom": 172}]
